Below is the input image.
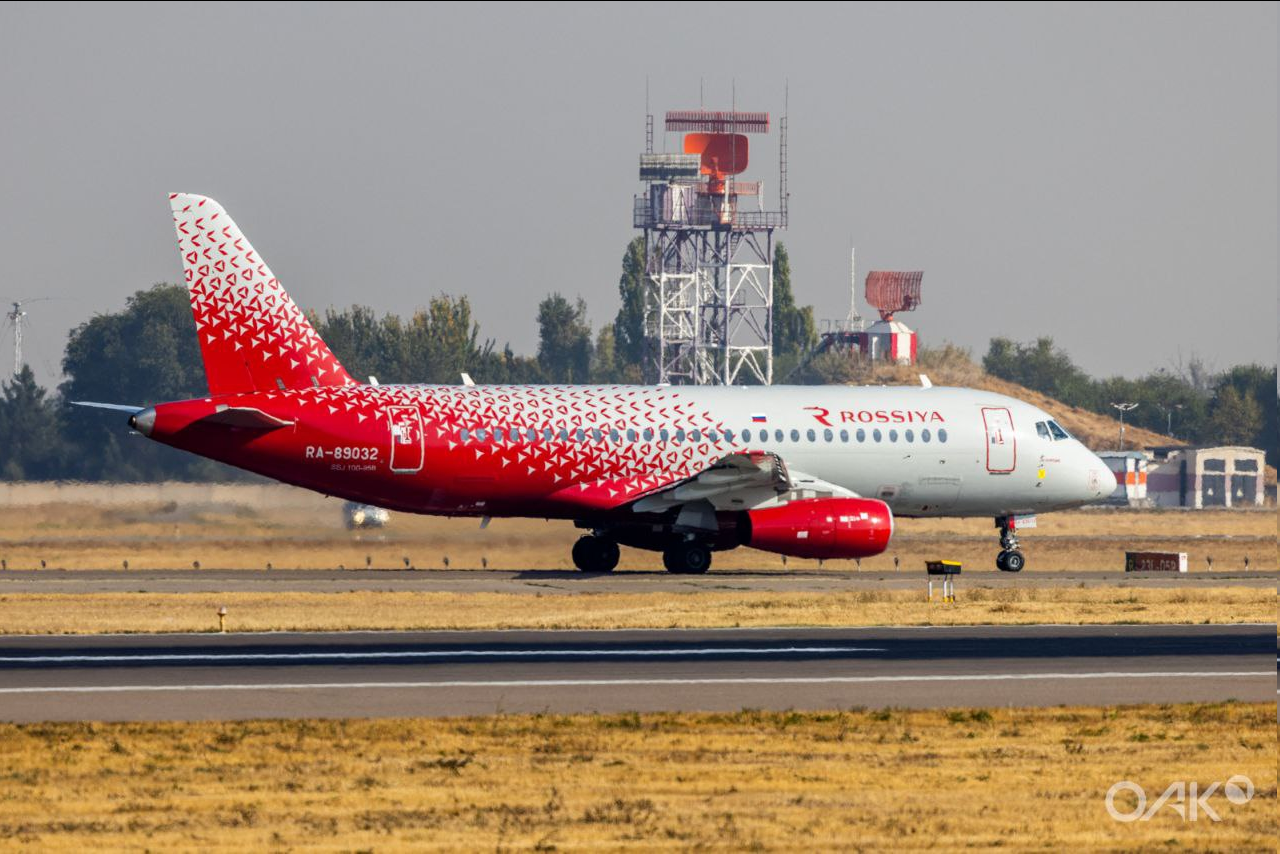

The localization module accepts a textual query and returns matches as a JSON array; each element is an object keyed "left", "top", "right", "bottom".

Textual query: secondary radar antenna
[{"left": 633, "top": 85, "right": 787, "bottom": 385}]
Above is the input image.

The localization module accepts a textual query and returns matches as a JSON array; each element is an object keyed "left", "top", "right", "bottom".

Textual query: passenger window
[
  {"left": 905, "top": 429, "right": 914, "bottom": 443},
  {"left": 1036, "top": 421, "right": 1051, "bottom": 440},
  {"left": 459, "top": 429, "right": 470, "bottom": 442},
  {"left": 708, "top": 430, "right": 719, "bottom": 442},
  {"left": 873, "top": 429, "right": 882, "bottom": 443},
  {"left": 790, "top": 429, "right": 801, "bottom": 442},
  {"left": 643, "top": 428, "right": 654, "bottom": 442},
  {"left": 558, "top": 428, "right": 569, "bottom": 441},
  {"left": 626, "top": 428, "right": 637, "bottom": 442},
  {"left": 805, "top": 429, "right": 816, "bottom": 442},
  {"left": 888, "top": 430, "right": 899, "bottom": 443},
  {"left": 659, "top": 429, "right": 669, "bottom": 442},
  {"left": 774, "top": 429, "right": 784, "bottom": 442},
  {"left": 610, "top": 428, "right": 620, "bottom": 443},
  {"left": 938, "top": 428, "right": 948, "bottom": 443},
  {"left": 574, "top": 428, "right": 585, "bottom": 442},
  {"left": 1048, "top": 421, "right": 1070, "bottom": 441},
  {"left": 674, "top": 429, "right": 685, "bottom": 443},
  {"left": 475, "top": 428, "right": 487, "bottom": 441},
  {"left": 921, "top": 429, "right": 931, "bottom": 443},
  {"left": 690, "top": 430, "right": 701, "bottom": 442},
  {"left": 527, "top": 427, "right": 537, "bottom": 442},
  {"left": 856, "top": 429, "right": 866, "bottom": 443},
  {"left": 823, "top": 428, "right": 833, "bottom": 442}
]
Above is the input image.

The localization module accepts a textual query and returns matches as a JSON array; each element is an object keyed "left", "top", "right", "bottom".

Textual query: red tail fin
[{"left": 169, "top": 193, "right": 354, "bottom": 395}]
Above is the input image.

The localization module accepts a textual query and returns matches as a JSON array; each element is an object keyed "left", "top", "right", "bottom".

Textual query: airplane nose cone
[
  {"left": 1087, "top": 459, "right": 1115, "bottom": 501},
  {"left": 129, "top": 407, "right": 156, "bottom": 437}
]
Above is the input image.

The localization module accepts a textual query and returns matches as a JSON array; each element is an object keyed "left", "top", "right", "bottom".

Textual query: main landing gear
[
  {"left": 572, "top": 535, "right": 620, "bottom": 573},
  {"left": 662, "top": 540, "right": 712, "bottom": 575},
  {"left": 995, "top": 516, "right": 1025, "bottom": 572}
]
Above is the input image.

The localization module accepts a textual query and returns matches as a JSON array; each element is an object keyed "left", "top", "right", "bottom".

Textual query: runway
[
  {"left": 0, "top": 568, "right": 1272, "bottom": 594},
  {"left": 0, "top": 625, "right": 1269, "bottom": 721}
]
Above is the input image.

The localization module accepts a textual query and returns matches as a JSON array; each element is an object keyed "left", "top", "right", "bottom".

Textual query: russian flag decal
[{"left": 751, "top": 413, "right": 767, "bottom": 423}]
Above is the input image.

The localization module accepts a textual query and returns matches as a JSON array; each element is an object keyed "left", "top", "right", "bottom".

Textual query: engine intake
[{"left": 745, "top": 497, "right": 893, "bottom": 560}]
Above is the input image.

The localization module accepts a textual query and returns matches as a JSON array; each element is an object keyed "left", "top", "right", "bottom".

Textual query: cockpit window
[
  {"left": 1035, "top": 421, "right": 1051, "bottom": 440},
  {"left": 1048, "top": 420, "right": 1071, "bottom": 441}
]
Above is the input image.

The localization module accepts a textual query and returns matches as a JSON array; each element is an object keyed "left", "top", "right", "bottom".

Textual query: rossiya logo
[
  {"left": 1105, "top": 776, "right": 1254, "bottom": 822},
  {"left": 804, "top": 406, "right": 945, "bottom": 427}
]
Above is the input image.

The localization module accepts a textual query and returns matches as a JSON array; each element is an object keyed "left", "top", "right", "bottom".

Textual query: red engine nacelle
[{"left": 745, "top": 498, "right": 894, "bottom": 560}]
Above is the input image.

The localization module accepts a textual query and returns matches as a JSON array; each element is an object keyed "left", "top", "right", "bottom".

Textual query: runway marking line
[
  {"left": 0, "top": 646, "right": 886, "bottom": 665},
  {"left": 0, "top": 671, "right": 1269, "bottom": 695}
]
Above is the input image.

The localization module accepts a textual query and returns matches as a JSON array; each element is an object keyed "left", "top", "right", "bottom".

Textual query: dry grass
[
  {"left": 0, "top": 504, "right": 1272, "bottom": 573},
  {"left": 0, "top": 703, "right": 1272, "bottom": 850},
  {"left": 0, "top": 587, "right": 1268, "bottom": 635}
]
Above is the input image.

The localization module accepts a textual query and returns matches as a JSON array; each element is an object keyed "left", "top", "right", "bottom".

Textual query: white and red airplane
[{"left": 79, "top": 194, "right": 1112, "bottom": 574}]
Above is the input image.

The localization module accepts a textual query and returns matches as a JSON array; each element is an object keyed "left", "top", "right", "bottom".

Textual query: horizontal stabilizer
[
  {"left": 71, "top": 401, "right": 146, "bottom": 414},
  {"left": 198, "top": 406, "right": 294, "bottom": 431}
]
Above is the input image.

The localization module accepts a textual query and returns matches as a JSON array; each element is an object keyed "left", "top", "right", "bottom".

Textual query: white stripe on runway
[
  {"left": 0, "top": 671, "right": 1267, "bottom": 694},
  {"left": 0, "top": 646, "right": 885, "bottom": 664}
]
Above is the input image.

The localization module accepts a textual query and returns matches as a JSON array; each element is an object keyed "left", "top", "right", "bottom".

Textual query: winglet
[{"left": 919, "top": 374, "right": 933, "bottom": 389}]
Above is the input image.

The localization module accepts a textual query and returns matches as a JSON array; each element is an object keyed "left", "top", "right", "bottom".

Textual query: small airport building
[
  {"left": 1144, "top": 446, "right": 1266, "bottom": 508},
  {"left": 1099, "top": 446, "right": 1267, "bottom": 508}
]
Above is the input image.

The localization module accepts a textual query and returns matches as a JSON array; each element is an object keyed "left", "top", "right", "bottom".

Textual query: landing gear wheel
[
  {"left": 994, "top": 516, "right": 1025, "bottom": 573},
  {"left": 662, "top": 542, "right": 712, "bottom": 574},
  {"left": 572, "top": 536, "right": 619, "bottom": 573}
]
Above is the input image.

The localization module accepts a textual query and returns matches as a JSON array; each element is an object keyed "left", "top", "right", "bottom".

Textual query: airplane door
[
  {"left": 982, "top": 407, "right": 1016, "bottom": 473},
  {"left": 388, "top": 406, "right": 424, "bottom": 474}
]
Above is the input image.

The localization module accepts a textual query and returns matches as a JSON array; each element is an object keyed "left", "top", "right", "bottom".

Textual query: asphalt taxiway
[
  {"left": 0, "top": 624, "right": 1269, "bottom": 722},
  {"left": 0, "top": 568, "right": 1272, "bottom": 594}
]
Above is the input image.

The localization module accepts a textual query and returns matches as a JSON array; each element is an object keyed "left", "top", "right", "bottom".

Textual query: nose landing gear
[{"left": 995, "top": 516, "right": 1026, "bottom": 572}]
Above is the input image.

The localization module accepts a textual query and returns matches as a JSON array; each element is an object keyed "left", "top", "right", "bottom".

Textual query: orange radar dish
[{"left": 683, "top": 133, "right": 750, "bottom": 177}]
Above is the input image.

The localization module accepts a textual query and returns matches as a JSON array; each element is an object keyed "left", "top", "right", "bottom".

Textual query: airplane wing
[
  {"left": 547, "top": 450, "right": 858, "bottom": 516},
  {"left": 632, "top": 451, "right": 858, "bottom": 512}
]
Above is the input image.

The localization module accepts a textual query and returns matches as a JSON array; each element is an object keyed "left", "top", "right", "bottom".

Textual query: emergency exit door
[
  {"left": 388, "top": 406, "right": 424, "bottom": 473},
  {"left": 982, "top": 407, "right": 1016, "bottom": 473}
]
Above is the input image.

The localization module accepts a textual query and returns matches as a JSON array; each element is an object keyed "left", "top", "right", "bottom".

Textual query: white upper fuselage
[{"left": 531, "top": 382, "right": 1113, "bottom": 518}]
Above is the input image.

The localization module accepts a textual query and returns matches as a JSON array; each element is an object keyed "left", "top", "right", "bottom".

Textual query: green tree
[
  {"left": 60, "top": 283, "right": 237, "bottom": 481},
  {"left": 1202, "top": 385, "right": 1263, "bottom": 447},
  {"left": 0, "top": 366, "right": 65, "bottom": 480},
  {"left": 537, "top": 294, "right": 593, "bottom": 383},
  {"left": 772, "top": 242, "right": 816, "bottom": 372},
  {"left": 613, "top": 237, "right": 647, "bottom": 376}
]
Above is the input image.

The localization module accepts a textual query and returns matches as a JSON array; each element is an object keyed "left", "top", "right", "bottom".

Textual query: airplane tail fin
[{"left": 168, "top": 193, "right": 354, "bottom": 395}]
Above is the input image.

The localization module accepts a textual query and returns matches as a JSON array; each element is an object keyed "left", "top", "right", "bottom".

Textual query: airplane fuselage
[{"left": 138, "top": 383, "right": 1111, "bottom": 522}]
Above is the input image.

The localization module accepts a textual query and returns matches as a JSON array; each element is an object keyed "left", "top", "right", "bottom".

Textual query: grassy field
[
  {"left": 0, "top": 586, "right": 1269, "bottom": 634},
  {"left": 0, "top": 503, "right": 1272, "bottom": 573},
  {"left": 0, "top": 703, "right": 1271, "bottom": 850}
]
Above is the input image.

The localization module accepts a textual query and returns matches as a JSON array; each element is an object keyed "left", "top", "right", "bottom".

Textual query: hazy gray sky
[{"left": 1, "top": 2, "right": 1275, "bottom": 388}]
